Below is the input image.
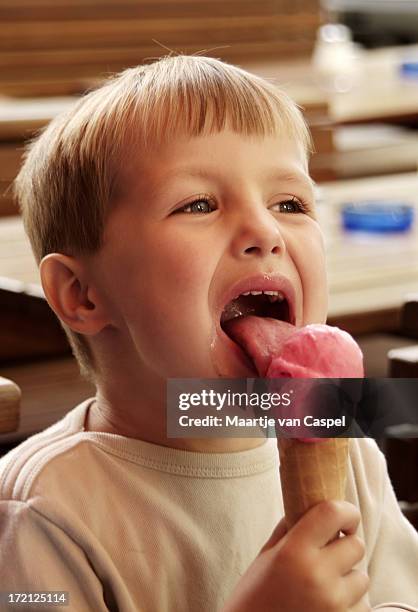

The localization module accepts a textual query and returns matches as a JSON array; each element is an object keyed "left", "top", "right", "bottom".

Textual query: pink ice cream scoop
[
  {"left": 266, "top": 323, "right": 364, "bottom": 379},
  {"left": 266, "top": 324, "right": 364, "bottom": 441}
]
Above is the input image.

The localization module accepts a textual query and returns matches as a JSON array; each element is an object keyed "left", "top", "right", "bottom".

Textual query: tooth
[
  {"left": 250, "top": 291, "right": 262, "bottom": 295},
  {"left": 264, "top": 291, "right": 277, "bottom": 295},
  {"left": 242, "top": 291, "right": 251, "bottom": 296}
]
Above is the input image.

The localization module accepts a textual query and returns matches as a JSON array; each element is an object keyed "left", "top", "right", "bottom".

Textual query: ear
[{"left": 39, "top": 253, "right": 111, "bottom": 336}]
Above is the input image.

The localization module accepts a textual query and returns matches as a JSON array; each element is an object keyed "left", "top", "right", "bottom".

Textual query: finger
[
  {"left": 290, "top": 501, "right": 361, "bottom": 549},
  {"left": 344, "top": 570, "right": 370, "bottom": 607},
  {"left": 326, "top": 534, "right": 366, "bottom": 574},
  {"left": 260, "top": 517, "right": 288, "bottom": 553}
]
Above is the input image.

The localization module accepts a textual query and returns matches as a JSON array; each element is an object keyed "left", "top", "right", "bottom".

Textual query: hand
[{"left": 223, "top": 501, "right": 370, "bottom": 612}]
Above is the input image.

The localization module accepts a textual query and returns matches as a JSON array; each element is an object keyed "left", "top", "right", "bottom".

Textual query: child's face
[{"left": 91, "top": 129, "right": 327, "bottom": 379}]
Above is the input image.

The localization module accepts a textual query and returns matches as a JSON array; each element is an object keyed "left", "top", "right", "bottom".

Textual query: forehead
[{"left": 124, "top": 129, "right": 311, "bottom": 197}]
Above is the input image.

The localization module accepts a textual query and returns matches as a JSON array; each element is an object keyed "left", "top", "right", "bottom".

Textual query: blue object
[
  {"left": 342, "top": 201, "right": 414, "bottom": 233},
  {"left": 400, "top": 61, "right": 418, "bottom": 78}
]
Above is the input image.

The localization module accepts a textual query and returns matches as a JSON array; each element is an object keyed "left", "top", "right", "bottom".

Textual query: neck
[{"left": 85, "top": 396, "right": 265, "bottom": 453}]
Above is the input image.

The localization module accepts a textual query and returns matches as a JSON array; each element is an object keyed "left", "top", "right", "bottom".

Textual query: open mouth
[
  {"left": 220, "top": 291, "right": 292, "bottom": 329},
  {"left": 219, "top": 290, "right": 294, "bottom": 374}
]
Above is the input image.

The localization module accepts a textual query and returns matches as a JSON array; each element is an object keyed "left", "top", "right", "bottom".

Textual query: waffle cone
[{"left": 278, "top": 438, "right": 350, "bottom": 528}]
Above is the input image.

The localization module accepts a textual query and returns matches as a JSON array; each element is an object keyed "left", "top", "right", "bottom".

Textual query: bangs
[
  {"left": 120, "top": 56, "right": 312, "bottom": 153},
  {"left": 72, "top": 55, "right": 312, "bottom": 164}
]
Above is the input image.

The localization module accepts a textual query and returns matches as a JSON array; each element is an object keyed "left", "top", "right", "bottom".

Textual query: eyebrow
[{"left": 153, "top": 166, "right": 316, "bottom": 195}]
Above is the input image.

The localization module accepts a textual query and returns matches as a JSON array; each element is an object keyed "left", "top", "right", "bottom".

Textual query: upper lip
[{"left": 215, "top": 273, "right": 296, "bottom": 327}]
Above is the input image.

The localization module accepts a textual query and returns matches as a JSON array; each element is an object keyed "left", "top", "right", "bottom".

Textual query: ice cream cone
[{"left": 278, "top": 437, "right": 350, "bottom": 528}]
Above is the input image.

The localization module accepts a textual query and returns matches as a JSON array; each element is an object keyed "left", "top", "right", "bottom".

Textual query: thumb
[{"left": 259, "top": 517, "right": 288, "bottom": 554}]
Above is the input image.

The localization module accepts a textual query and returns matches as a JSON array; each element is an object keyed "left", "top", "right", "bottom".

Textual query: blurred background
[
  {"left": 0, "top": 0, "right": 417, "bottom": 526},
  {"left": 325, "top": 0, "right": 418, "bottom": 48}
]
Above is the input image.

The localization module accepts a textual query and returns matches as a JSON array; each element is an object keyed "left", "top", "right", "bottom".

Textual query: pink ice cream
[
  {"left": 223, "top": 317, "right": 364, "bottom": 441},
  {"left": 265, "top": 324, "right": 364, "bottom": 379}
]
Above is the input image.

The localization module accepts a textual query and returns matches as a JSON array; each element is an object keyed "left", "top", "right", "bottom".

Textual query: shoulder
[{"left": 0, "top": 397, "right": 95, "bottom": 503}]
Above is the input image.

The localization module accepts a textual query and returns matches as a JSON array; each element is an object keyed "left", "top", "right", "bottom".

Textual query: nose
[{"left": 230, "top": 206, "right": 286, "bottom": 259}]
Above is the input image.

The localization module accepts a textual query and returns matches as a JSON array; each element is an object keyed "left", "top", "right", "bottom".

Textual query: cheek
[
  {"left": 96, "top": 215, "right": 221, "bottom": 375},
  {"left": 108, "top": 231, "right": 216, "bottom": 362},
  {"left": 160, "top": 238, "right": 210, "bottom": 287},
  {"left": 113, "top": 229, "right": 212, "bottom": 304},
  {"left": 147, "top": 233, "right": 214, "bottom": 302},
  {"left": 289, "top": 224, "right": 328, "bottom": 323}
]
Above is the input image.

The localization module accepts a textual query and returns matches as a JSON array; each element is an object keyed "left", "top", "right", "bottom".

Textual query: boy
[{"left": 0, "top": 55, "right": 417, "bottom": 611}]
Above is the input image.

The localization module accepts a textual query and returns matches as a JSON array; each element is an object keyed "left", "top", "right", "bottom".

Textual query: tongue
[{"left": 223, "top": 315, "right": 295, "bottom": 377}]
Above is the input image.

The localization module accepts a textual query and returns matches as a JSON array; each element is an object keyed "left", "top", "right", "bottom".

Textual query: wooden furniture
[
  {"left": 310, "top": 124, "right": 418, "bottom": 182},
  {"left": 0, "top": 376, "right": 20, "bottom": 433},
  {"left": 243, "top": 46, "right": 418, "bottom": 180},
  {"left": 0, "top": 96, "right": 80, "bottom": 216},
  {"left": 387, "top": 296, "right": 418, "bottom": 377},
  {"left": 243, "top": 43, "right": 418, "bottom": 126},
  {"left": 320, "top": 172, "right": 418, "bottom": 335},
  {"left": 383, "top": 296, "right": 418, "bottom": 530},
  {"left": 0, "top": 0, "right": 320, "bottom": 98},
  {"left": 384, "top": 429, "right": 418, "bottom": 531},
  {"left": 0, "top": 357, "right": 94, "bottom": 446},
  {"left": 2, "top": 1, "right": 417, "bottom": 125},
  {"left": 399, "top": 294, "right": 418, "bottom": 339},
  {"left": 385, "top": 336, "right": 418, "bottom": 529},
  {"left": 388, "top": 345, "right": 418, "bottom": 377}
]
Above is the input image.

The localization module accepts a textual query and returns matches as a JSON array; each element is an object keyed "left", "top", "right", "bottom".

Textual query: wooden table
[
  {"left": 0, "top": 220, "right": 69, "bottom": 361},
  {"left": 320, "top": 172, "right": 418, "bottom": 333},
  {"left": 243, "top": 44, "right": 418, "bottom": 125}
]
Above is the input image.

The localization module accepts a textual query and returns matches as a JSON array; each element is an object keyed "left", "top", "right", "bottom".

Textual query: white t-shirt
[{"left": 0, "top": 398, "right": 417, "bottom": 611}]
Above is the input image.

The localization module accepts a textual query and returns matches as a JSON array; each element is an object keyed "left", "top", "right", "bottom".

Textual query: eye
[
  {"left": 174, "top": 195, "right": 216, "bottom": 215},
  {"left": 272, "top": 196, "right": 308, "bottom": 214}
]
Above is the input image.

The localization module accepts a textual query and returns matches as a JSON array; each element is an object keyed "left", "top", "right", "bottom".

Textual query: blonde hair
[{"left": 14, "top": 53, "right": 312, "bottom": 384}]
